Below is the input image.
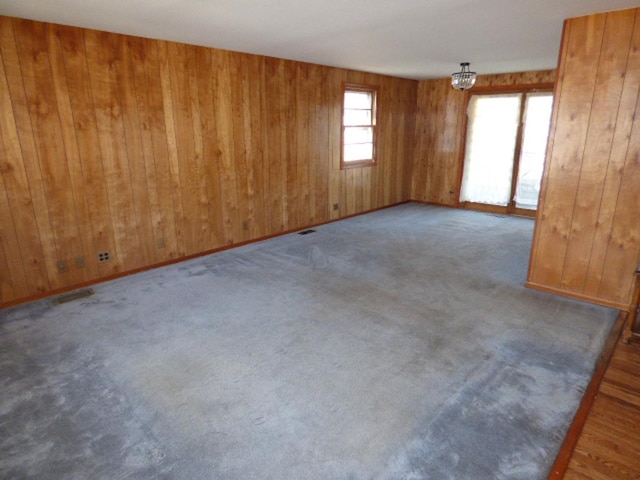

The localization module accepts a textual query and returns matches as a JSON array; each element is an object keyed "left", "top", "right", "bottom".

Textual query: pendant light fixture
[{"left": 451, "top": 62, "right": 477, "bottom": 91}]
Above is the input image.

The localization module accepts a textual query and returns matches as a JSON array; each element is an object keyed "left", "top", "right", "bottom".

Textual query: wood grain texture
[
  {"left": 560, "top": 11, "right": 635, "bottom": 292},
  {"left": 0, "top": 15, "right": 416, "bottom": 306},
  {"left": 528, "top": 8, "right": 640, "bottom": 310},
  {"left": 562, "top": 339, "right": 640, "bottom": 480},
  {"left": 0, "top": 33, "right": 49, "bottom": 299},
  {"left": 411, "top": 70, "right": 556, "bottom": 206}
]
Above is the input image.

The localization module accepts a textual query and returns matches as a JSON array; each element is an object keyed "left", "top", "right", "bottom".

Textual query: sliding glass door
[
  {"left": 513, "top": 93, "right": 554, "bottom": 209},
  {"left": 459, "top": 91, "right": 553, "bottom": 213}
]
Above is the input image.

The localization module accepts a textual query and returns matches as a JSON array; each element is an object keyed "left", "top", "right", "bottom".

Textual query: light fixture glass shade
[{"left": 451, "top": 62, "right": 477, "bottom": 91}]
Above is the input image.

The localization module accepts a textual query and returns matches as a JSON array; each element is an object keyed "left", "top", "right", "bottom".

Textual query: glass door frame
[{"left": 456, "top": 83, "right": 555, "bottom": 217}]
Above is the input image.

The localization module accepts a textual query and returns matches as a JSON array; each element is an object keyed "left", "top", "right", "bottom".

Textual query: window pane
[
  {"left": 344, "top": 109, "right": 372, "bottom": 126},
  {"left": 460, "top": 94, "right": 522, "bottom": 206},
  {"left": 344, "top": 91, "right": 372, "bottom": 109},
  {"left": 514, "top": 93, "right": 553, "bottom": 209},
  {"left": 344, "top": 143, "right": 373, "bottom": 162},
  {"left": 344, "top": 126, "right": 373, "bottom": 145},
  {"left": 342, "top": 86, "right": 376, "bottom": 167}
]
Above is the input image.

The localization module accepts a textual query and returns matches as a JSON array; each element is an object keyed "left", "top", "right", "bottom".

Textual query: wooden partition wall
[
  {"left": 411, "top": 70, "right": 556, "bottom": 206},
  {"left": 0, "top": 16, "right": 417, "bottom": 306},
  {"left": 528, "top": 8, "right": 640, "bottom": 310}
]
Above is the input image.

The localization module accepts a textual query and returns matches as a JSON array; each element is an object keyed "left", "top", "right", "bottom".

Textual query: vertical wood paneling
[
  {"left": 126, "top": 36, "right": 172, "bottom": 262},
  {"left": 0, "top": 124, "right": 29, "bottom": 301},
  {"left": 307, "top": 63, "right": 320, "bottom": 225},
  {"left": 85, "top": 30, "right": 142, "bottom": 270},
  {"left": 327, "top": 68, "right": 342, "bottom": 221},
  {"left": 0, "top": 16, "right": 417, "bottom": 306},
  {"left": 296, "top": 63, "right": 310, "bottom": 227},
  {"left": 238, "top": 54, "right": 258, "bottom": 240},
  {"left": 229, "top": 52, "right": 251, "bottom": 243},
  {"left": 0, "top": 34, "right": 49, "bottom": 299},
  {"left": 186, "top": 46, "right": 213, "bottom": 250},
  {"left": 167, "top": 41, "right": 200, "bottom": 255},
  {"left": 139, "top": 38, "right": 180, "bottom": 260},
  {"left": 249, "top": 55, "right": 268, "bottom": 237},
  {"left": 264, "top": 57, "right": 284, "bottom": 232},
  {"left": 529, "top": 15, "right": 606, "bottom": 291},
  {"left": 398, "top": 76, "right": 414, "bottom": 204},
  {"left": 283, "top": 59, "right": 298, "bottom": 229},
  {"left": 0, "top": 181, "right": 24, "bottom": 301},
  {"left": 157, "top": 40, "right": 187, "bottom": 257},
  {"left": 414, "top": 79, "right": 458, "bottom": 205},
  {"left": 560, "top": 11, "right": 636, "bottom": 291},
  {"left": 118, "top": 36, "right": 156, "bottom": 267},
  {"left": 585, "top": 13, "right": 640, "bottom": 298},
  {"left": 194, "top": 46, "right": 223, "bottom": 249},
  {"left": 17, "top": 20, "right": 86, "bottom": 286},
  {"left": 528, "top": 8, "right": 640, "bottom": 309},
  {"left": 48, "top": 25, "right": 99, "bottom": 282},
  {"left": 314, "top": 65, "right": 331, "bottom": 223},
  {"left": 411, "top": 70, "right": 556, "bottom": 206},
  {"left": 378, "top": 77, "right": 393, "bottom": 208},
  {"left": 54, "top": 25, "right": 120, "bottom": 276}
]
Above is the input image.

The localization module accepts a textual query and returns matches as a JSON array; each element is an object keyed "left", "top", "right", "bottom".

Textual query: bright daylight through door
[{"left": 459, "top": 92, "right": 553, "bottom": 211}]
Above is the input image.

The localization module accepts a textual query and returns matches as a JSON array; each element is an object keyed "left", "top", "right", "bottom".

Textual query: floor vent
[
  {"left": 298, "top": 229, "right": 316, "bottom": 235},
  {"left": 53, "top": 288, "right": 94, "bottom": 305}
]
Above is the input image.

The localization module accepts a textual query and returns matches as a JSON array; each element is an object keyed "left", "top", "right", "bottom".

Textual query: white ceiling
[{"left": 1, "top": 0, "right": 639, "bottom": 79}]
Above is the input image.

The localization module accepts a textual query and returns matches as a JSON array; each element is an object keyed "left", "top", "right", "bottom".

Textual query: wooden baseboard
[
  {"left": 525, "top": 281, "right": 629, "bottom": 311},
  {"left": 409, "top": 199, "right": 456, "bottom": 208},
  {"left": 409, "top": 199, "right": 536, "bottom": 218},
  {"left": 546, "top": 312, "right": 626, "bottom": 479},
  {"left": 459, "top": 201, "right": 537, "bottom": 218}
]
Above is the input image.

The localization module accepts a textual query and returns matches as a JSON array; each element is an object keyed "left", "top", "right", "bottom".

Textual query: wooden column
[{"left": 528, "top": 8, "right": 640, "bottom": 310}]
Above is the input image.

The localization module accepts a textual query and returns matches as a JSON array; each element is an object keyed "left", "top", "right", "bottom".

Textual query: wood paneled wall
[
  {"left": 0, "top": 16, "right": 417, "bottom": 306},
  {"left": 528, "top": 8, "right": 640, "bottom": 310},
  {"left": 411, "top": 70, "right": 556, "bottom": 206}
]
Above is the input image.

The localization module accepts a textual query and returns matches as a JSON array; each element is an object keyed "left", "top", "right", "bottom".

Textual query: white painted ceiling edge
[{"left": 1, "top": 0, "right": 639, "bottom": 79}]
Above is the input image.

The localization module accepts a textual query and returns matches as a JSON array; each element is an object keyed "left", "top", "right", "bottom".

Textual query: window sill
[{"left": 341, "top": 160, "right": 377, "bottom": 170}]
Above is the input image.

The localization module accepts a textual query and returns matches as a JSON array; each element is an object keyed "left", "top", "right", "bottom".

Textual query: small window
[{"left": 342, "top": 84, "right": 378, "bottom": 168}]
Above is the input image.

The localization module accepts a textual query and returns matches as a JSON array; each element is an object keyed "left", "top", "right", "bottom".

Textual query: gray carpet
[{"left": 0, "top": 203, "right": 616, "bottom": 480}]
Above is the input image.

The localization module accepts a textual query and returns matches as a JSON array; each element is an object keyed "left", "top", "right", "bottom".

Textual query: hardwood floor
[{"left": 561, "top": 336, "right": 640, "bottom": 479}]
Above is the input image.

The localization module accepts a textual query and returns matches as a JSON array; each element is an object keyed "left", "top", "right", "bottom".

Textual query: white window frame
[{"left": 341, "top": 83, "right": 378, "bottom": 169}]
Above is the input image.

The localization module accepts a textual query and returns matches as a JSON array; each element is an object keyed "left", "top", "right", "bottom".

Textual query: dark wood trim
[
  {"left": 454, "top": 89, "right": 472, "bottom": 208},
  {"left": 508, "top": 94, "right": 528, "bottom": 214},
  {"left": 471, "top": 82, "right": 555, "bottom": 94},
  {"left": 461, "top": 201, "right": 508, "bottom": 215},
  {"left": 547, "top": 312, "right": 626, "bottom": 480},
  {"left": 410, "top": 199, "right": 457, "bottom": 208},
  {"left": 341, "top": 158, "right": 378, "bottom": 170},
  {"left": 416, "top": 200, "right": 537, "bottom": 219},
  {"left": 513, "top": 207, "right": 536, "bottom": 218},
  {"left": 526, "top": 280, "right": 629, "bottom": 311},
  {"left": 622, "top": 262, "right": 640, "bottom": 343},
  {"left": 0, "top": 201, "right": 409, "bottom": 310}
]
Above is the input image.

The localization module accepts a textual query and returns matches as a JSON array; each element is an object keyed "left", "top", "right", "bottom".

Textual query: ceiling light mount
[{"left": 451, "top": 62, "right": 477, "bottom": 91}]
